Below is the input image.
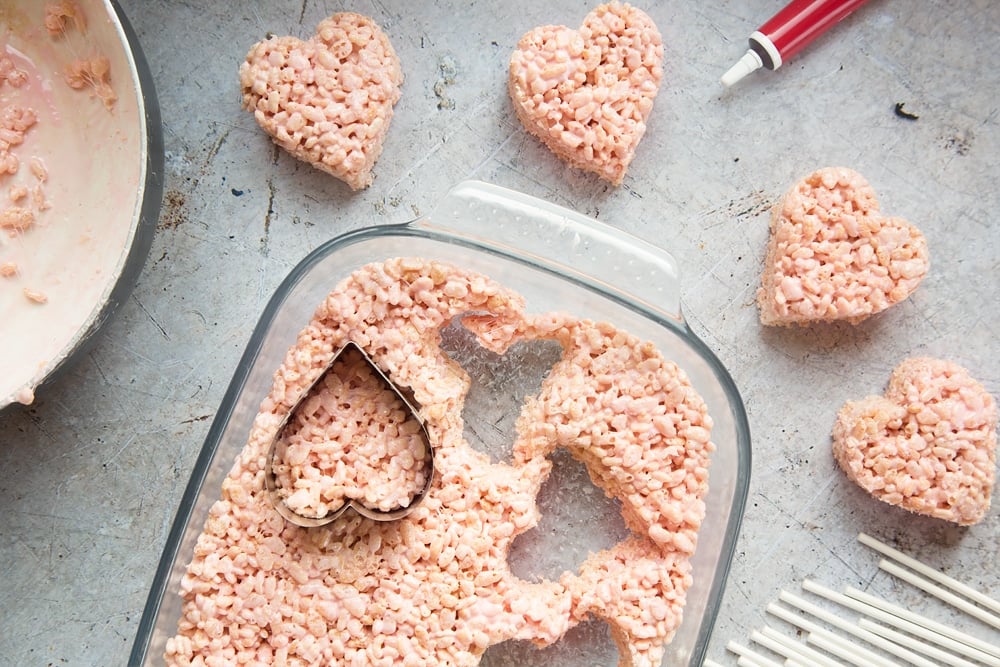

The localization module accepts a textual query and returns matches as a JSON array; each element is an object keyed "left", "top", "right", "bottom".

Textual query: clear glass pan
[{"left": 131, "top": 180, "right": 751, "bottom": 666}]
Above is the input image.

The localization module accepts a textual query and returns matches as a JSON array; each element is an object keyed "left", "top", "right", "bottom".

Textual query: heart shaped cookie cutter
[{"left": 264, "top": 341, "right": 434, "bottom": 526}]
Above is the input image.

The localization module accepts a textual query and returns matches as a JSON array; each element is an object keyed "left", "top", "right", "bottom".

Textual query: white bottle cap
[{"left": 721, "top": 50, "right": 763, "bottom": 87}]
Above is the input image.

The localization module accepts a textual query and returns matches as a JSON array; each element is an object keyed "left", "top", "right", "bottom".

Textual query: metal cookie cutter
[{"left": 264, "top": 341, "right": 434, "bottom": 526}]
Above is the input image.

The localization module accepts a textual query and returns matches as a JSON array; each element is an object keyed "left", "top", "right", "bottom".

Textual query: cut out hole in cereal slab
[
  {"left": 481, "top": 616, "right": 617, "bottom": 667},
  {"left": 508, "top": 447, "right": 629, "bottom": 584},
  {"left": 439, "top": 318, "right": 563, "bottom": 464}
]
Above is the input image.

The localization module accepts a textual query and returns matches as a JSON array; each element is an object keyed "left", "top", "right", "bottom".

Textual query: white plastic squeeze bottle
[{"left": 722, "top": 0, "right": 872, "bottom": 87}]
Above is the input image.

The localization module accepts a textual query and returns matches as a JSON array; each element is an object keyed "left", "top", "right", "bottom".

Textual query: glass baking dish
[{"left": 131, "top": 180, "right": 751, "bottom": 666}]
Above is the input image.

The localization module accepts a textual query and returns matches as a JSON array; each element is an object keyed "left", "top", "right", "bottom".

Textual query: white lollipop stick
[
  {"left": 857, "top": 618, "right": 979, "bottom": 667},
  {"left": 767, "top": 600, "right": 901, "bottom": 667},
  {"left": 802, "top": 579, "right": 991, "bottom": 665},
  {"left": 806, "top": 631, "right": 885, "bottom": 667},
  {"left": 757, "top": 626, "right": 843, "bottom": 667},
  {"left": 845, "top": 586, "right": 1000, "bottom": 661},
  {"left": 879, "top": 559, "right": 1000, "bottom": 630},
  {"left": 728, "top": 640, "right": 783, "bottom": 667},
  {"left": 750, "top": 628, "right": 795, "bottom": 661},
  {"left": 780, "top": 589, "right": 937, "bottom": 667},
  {"left": 859, "top": 533, "right": 1000, "bottom": 616}
]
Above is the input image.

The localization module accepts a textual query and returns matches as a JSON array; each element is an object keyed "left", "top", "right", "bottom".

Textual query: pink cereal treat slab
[
  {"left": 239, "top": 12, "right": 403, "bottom": 192},
  {"left": 833, "top": 357, "right": 997, "bottom": 526},
  {"left": 508, "top": 2, "right": 664, "bottom": 185},
  {"left": 166, "top": 257, "right": 715, "bottom": 667},
  {"left": 757, "top": 167, "right": 929, "bottom": 326}
]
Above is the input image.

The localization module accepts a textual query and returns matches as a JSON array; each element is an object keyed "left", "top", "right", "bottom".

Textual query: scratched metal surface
[{"left": 1, "top": 1, "right": 998, "bottom": 665}]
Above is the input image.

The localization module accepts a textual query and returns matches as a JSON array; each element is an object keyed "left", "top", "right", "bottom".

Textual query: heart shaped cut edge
[
  {"left": 264, "top": 341, "right": 434, "bottom": 526},
  {"left": 508, "top": 2, "right": 664, "bottom": 185}
]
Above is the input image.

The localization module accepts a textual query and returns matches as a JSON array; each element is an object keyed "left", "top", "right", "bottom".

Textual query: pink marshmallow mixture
[
  {"left": 42, "top": 2, "right": 116, "bottom": 110},
  {"left": 833, "top": 357, "right": 997, "bottom": 526},
  {"left": 508, "top": 2, "right": 663, "bottom": 185},
  {"left": 2, "top": 4, "right": 103, "bottom": 305},
  {"left": 166, "top": 258, "right": 715, "bottom": 667},
  {"left": 239, "top": 12, "right": 403, "bottom": 191},
  {"left": 758, "top": 167, "right": 929, "bottom": 326},
  {"left": 0, "top": 0, "right": 118, "bottom": 304},
  {"left": 44, "top": 1, "right": 87, "bottom": 37},
  {"left": 1, "top": 74, "right": 49, "bottom": 303},
  {"left": 64, "top": 56, "right": 117, "bottom": 111}
]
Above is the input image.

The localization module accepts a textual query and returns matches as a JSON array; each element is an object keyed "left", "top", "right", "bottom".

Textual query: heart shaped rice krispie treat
[
  {"left": 833, "top": 357, "right": 997, "bottom": 526},
  {"left": 758, "top": 167, "right": 929, "bottom": 326},
  {"left": 508, "top": 2, "right": 663, "bottom": 185},
  {"left": 239, "top": 12, "right": 403, "bottom": 191}
]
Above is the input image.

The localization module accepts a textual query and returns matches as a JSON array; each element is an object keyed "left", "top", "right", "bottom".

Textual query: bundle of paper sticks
[{"left": 708, "top": 532, "right": 1000, "bottom": 667}]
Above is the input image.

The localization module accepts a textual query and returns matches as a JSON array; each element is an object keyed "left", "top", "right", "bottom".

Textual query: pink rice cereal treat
[
  {"left": 166, "top": 258, "right": 715, "bottom": 667},
  {"left": 833, "top": 357, "right": 997, "bottom": 526},
  {"left": 508, "top": 2, "right": 664, "bottom": 185},
  {"left": 239, "top": 12, "right": 403, "bottom": 191},
  {"left": 270, "top": 344, "right": 430, "bottom": 519},
  {"left": 758, "top": 167, "right": 929, "bottom": 326}
]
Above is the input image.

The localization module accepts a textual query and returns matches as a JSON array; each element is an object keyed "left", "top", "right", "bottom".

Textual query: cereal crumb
[
  {"left": 0, "top": 207, "right": 35, "bottom": 232},
  {"left": 23, "top": 287, "right": 48, "bottom": 304},
  {"left": 9, "top": 185, "right": 28, "bottom": 204},
  {"left": 0, "top": 56, "right": 28, "bottom": 88},
  {"left": 0, "top": 261, "right": 18, "bottom": 277},
  {"left": 29, "top": 157, "right": 48, "bottom": 182},
  {"left": 14, "top": 386, "right": 34, "bottom": 405},
  {"left": 32, "top": 184, "right": 50, "bottom": 211}
]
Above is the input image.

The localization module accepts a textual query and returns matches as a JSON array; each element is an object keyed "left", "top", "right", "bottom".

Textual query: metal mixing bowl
[{"left": 0, "top": 0, "right": 162, "bottom": 408}]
